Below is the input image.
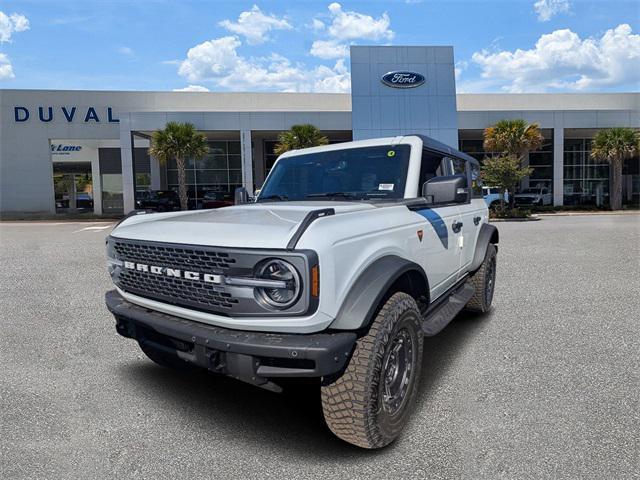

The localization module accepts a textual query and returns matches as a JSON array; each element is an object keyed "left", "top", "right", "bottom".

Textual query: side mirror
[
  {"left": 234, "top": 187, "right": 249, "bottom": 205},
  {"left": 422, "top": 174, "right": 469, "bottom": 204}
]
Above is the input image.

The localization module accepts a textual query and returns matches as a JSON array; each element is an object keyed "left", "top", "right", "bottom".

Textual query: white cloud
[
  {"left": 118, "top": 46, "right": 134, "bottom": 56},
  {"left": 471, "top": 24, "right": 640, "bottom": 92},
  {"left": 454, "top": 60, "right": 468, "bottom": 80},
  {"left": 533, "top": 0, "right": 570, "bottom": 22},
  {"left": 219, "top": 5, "right": 292, "bottom": 45},
  {"left": 0, "top": 52, "right": 14, "bottom": 79},
  {"left": 310, "top": 39, "right": 349, "bottom": 60},
  {"left": 308, "top": 3, "right": 394, "bottom": 59},
  {"left": 173, "top": 85, "right": 210, "bottom": 92},
  {"left": 325, "top": 3, "right": 393, "bottom": 41},
  {"left": 178, "top": 36, "right": 243, "bottom": 82},
  {"left": 177, "top": 35, "right": 350, "bottom": 93},
  {"left": 310, "top": 19, "right": 325, "bottom": 31},
  {"left": 0, "top": 11, "right": 29, "bottom": 43}
]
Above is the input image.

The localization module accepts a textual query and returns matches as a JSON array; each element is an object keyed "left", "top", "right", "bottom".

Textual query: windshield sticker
[
  {"left": 378, "top": 183, "right": 394, "bottom": 191},
  {"left": 387, "top": 150, "right": 396, "bottom": 157}
]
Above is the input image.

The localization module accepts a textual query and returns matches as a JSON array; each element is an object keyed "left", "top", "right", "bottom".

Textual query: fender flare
[
  {"left": 329, "top": 255, "right": 429, "bottom": 331},
  {"left": 470, "top": 223, "right": 499, "bottom": 272}
]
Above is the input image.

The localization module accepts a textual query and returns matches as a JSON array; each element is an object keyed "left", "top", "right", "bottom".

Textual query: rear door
[{"left": 457, "top": 159, "right": 486, "bottom": 274}]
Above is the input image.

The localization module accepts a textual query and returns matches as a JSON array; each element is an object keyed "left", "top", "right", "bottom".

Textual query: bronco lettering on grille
[{"left": 123, "top": 261, "right": 221, "bottom": 284}]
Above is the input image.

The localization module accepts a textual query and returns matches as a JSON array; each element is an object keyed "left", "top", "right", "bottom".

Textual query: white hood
[{"left": 111, "top": 202, "right": 375, "bottom": 249}]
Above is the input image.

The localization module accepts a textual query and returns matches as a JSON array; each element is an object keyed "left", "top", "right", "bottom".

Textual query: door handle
[
  {"left": 452, "top": 221, "right": 463, "bottom": 233},
  {"left": 473, "top": 216, "right": 481, "bottom": 226}
]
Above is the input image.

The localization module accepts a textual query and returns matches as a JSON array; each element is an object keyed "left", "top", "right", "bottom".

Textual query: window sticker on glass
[
  {"left": 378, "top": 183, "right": 394, "bottom": 191},
  {"left": 387, "top": 150, "right": 396, "bottom": 157}
]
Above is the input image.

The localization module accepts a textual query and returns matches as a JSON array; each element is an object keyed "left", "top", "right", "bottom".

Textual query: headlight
[
  {"left": 105, "top": 238, "right": 123, "bottom": 278},
  {"left": 254, "top": 259, "right": 301, "bottom": 309}
]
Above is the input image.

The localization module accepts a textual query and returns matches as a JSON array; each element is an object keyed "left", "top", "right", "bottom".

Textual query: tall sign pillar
[{"left": 350, "top": 46, "right": 459, "bottom": 148}]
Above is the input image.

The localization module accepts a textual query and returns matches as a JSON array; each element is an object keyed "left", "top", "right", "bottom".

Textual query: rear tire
[
  {"left": 465, "top": 243, "right": 497, "bottom": 313},
  {"left": 138, "top": 340, "right": 195, "bottom": 371},
  {"left": 321, "top": 292, "right": 423, "bottom": 449}
]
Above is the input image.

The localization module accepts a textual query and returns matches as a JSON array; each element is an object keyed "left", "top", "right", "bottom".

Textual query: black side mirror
[
  {"left": 234, "top": 187, "right": 249, "bottom": 205},
  {"left": 422, "top": 174, "right": 469, "bottom": 204}
]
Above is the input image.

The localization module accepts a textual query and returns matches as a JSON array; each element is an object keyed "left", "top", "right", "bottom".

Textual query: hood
[{"left": 111, "top": 202, "right": 375, "bottom": 249}]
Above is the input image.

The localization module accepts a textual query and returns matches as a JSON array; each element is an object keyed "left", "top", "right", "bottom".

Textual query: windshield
[
  {"left": 258, "top": 145, "right": 411, "bottom": 201},
  {"left": 521, "top": 188, "right": 540, "bottom": 194}
]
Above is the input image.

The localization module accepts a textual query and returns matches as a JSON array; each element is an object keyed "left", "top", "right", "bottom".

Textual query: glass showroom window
[
  {"left": 527, "top": 131, "right": 553, "bottom": 192},
  {"left": 166, "top": 141, "right": 241, "bottom": 208},
  {"left": 563, "top": 138, "right": 610, "bottom": 206}
]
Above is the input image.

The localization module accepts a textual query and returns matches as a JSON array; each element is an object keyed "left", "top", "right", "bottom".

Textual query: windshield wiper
[
  {"left": 305, "top": 192, "right": 357, "bottom": 199},
  {"left": 257, "top": 194, "right": 289, "bottom": 202}
]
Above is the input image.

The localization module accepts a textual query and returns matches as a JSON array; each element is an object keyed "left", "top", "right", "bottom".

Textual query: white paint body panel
[{"left": 110, "top": 136, "right": 488, "bottom": 333}]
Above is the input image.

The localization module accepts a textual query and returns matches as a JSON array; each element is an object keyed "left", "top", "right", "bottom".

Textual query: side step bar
[{"left": 421, "top": 282, "right": 475, "bottom": 336}]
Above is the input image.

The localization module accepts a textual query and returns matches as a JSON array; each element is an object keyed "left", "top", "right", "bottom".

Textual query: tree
[
  {"left": 149, "top": 122, "right": 209, "bottom": 211},
  {"left": 483, "top": 119, "right": 544, "bottom": 159},
  {"left": 481, "top": 155, "right": 533, "bottom": 210},
  {"left": 274, "top": 124, "right": 328, "bottom": 155},
  {"left": 483, "top": 119, "right": 544, "bottom": 209},
  {"left": 590, "top": 128, "right": 640, "bottom": 210}
]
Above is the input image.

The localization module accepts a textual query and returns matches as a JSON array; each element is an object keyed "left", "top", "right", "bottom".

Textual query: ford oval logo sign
[{"left": 381, "top": 71, "right": 425, "bottom": 89}]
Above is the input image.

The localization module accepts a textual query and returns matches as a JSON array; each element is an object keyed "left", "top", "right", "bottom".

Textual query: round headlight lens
[{"left": 255, "top": 259, "right": 301, "bottom": 309}]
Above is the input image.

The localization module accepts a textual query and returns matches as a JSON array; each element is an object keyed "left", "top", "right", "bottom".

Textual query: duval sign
[
  {"left": 14, "top": 106, "right": 119, "bottom": 123},
  {"left": 381, "top": 71, "right": 426, "bottom": 89}
]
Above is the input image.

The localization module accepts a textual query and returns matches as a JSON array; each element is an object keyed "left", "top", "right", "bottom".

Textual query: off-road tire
[
  {"left": 321, "top": 292, "right": 424, "bottom": 449},
  {"left": 138, "top": 340, "right": 195, "bottom": 371},
  {"left": 465, "top": 243, "right": 497, "bottom": 313}
]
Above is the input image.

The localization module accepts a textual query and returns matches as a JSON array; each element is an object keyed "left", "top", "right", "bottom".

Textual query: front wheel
[
  {"left": 321, "top": 292, "right": 424, "bottom": 449},
  {"left": 465, "top": 243, "right": 497, "bottom": 313}
]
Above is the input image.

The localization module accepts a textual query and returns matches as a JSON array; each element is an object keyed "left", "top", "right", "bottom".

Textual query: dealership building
[{"left": 1, "top": 45, "right": 638, "bottom": 215}]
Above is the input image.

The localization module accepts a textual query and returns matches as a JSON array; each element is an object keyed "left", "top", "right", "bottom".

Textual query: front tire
[
  {"left": 321, "top": 292, "right": 424, "bottom": 449},
  {"left": 465, "top": 243, "right": 497, "bottom": 313}
]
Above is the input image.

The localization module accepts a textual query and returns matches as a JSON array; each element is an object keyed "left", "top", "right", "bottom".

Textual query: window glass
[
  {"left": 259, "top": 145, "right": 411, "bottom": 201},
  {"left": 165, "top": 140, "right": 243, "bottom": 207},
  {"left": 470, "top": 162, "right": 482, "bottom": 197}
]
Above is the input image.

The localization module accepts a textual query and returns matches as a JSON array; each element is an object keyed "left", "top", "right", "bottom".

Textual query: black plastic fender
[
  {"left": 469, "top": 223, "right": 499, "bottom": 272},
  {"left": 329, "top": 255, "right": 429, "bottom": 331}
]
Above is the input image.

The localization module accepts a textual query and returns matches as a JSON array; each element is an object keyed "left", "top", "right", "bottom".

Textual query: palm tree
[
  {"left": 483, "top": 119, "right": 544, "bottom": 209},
  {"left": 274, "top": 124, "right": 328, "bottom": 155},
  {"left": 590, "top": 128, "right": 640, "bottom": 210},
  {"left": 149, "top": 122, "right": 209, "bottom": 211}
]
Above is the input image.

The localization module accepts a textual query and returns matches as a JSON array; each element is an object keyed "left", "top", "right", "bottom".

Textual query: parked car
[
  {"left": 137, "top": 190, "right": 180, "bottom": 212},
  {"left": 514, "top": 187, "right": 552, "bottom": 206},
  {"left": 55, "top": 193, "right": 93, "bottom": 209},
  {"left": 135, "top": 191, "right": 150, "bottom": 209},
  {"left": 201, "top": 191, "right": 233, "bottom": 209},
  {"left": 75, "top": 192, "right": 94, "bottom": 209},
  {"left": 482, "top": 186, "right": 508, "bottom": 209},
  {"left": 105, "top": 134, "right": 499, "bottom": 449}
]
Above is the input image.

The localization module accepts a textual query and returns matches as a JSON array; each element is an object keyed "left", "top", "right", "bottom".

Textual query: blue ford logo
[{"left": 381, "top": 71, "right": 425, "bottom": 89}]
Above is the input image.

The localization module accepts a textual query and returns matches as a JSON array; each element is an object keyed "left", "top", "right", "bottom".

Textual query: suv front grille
[{"left": 113, "top": 239, "right": 241, "bottom": 313}]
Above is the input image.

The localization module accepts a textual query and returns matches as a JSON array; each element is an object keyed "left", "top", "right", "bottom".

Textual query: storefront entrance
[{"left": 52, "top": 162, "right": 94, "bottom": 213}]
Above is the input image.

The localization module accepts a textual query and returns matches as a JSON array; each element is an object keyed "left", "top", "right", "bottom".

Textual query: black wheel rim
[
  {"left": 381, "top": 328, "right": 414, "bottom": 416},
  {"left": 485, "top": 256, "right": 496, "bottom": 306}
]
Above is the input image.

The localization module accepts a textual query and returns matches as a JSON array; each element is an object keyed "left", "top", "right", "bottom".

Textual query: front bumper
[{"left": 105, "top": 290, "right": 356, "bottom": 391}]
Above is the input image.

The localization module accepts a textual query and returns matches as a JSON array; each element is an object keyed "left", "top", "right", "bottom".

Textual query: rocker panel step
[{"left": 421, "top": 283, "right": 475, "bottom": 336}]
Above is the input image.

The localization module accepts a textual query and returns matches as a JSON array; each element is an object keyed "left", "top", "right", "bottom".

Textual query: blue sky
[{"left": 0, "top": 0, "right": 638, "bottom": 93}]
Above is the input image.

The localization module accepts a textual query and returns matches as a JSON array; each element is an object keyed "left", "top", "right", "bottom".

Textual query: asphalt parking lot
[{"left": 1, "top": 214, "right": 638, "bottom": 479}]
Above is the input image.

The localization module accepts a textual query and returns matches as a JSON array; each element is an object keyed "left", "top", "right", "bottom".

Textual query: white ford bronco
[{"left": 105, "top": 135, "right": 499, "bottom": 449}]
